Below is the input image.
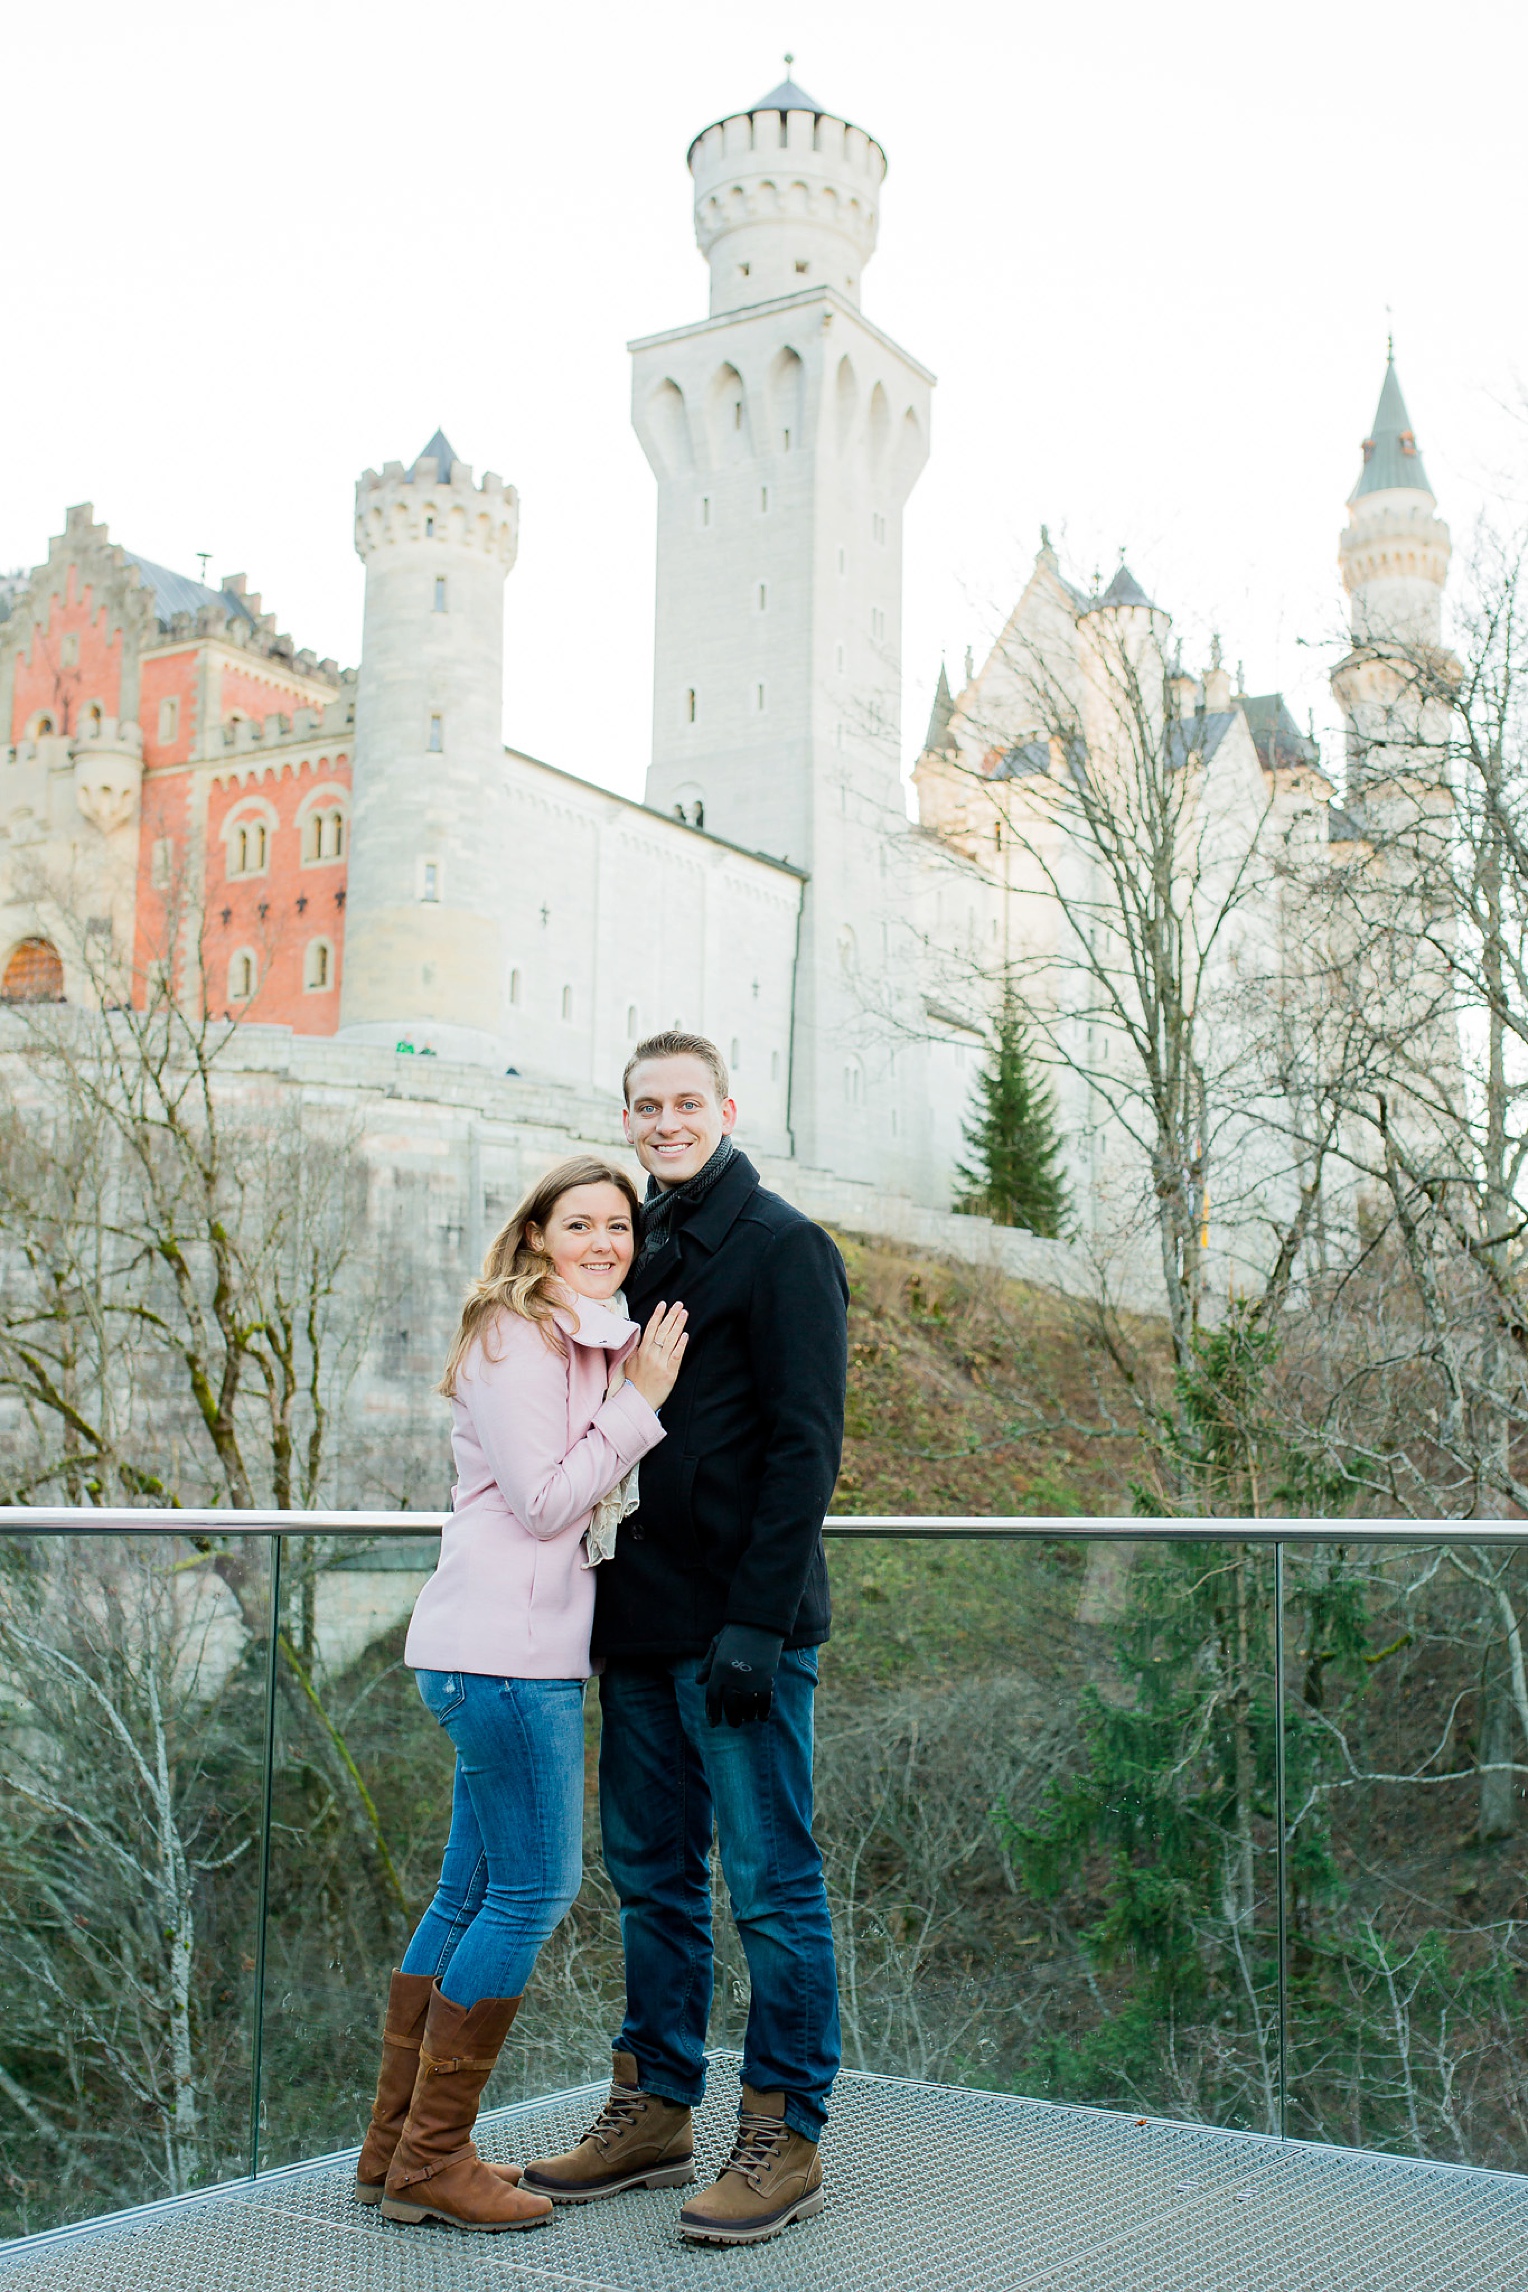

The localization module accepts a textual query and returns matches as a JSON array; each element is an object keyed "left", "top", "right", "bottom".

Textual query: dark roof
[
  {"left": 923, "top": 661, "right": 955, "bottom": 753},
  {"left": 1089, "top": 562, "right": 1154, "bottom": 612},
  {"left": 993, "top": 737, "right": 1050, "bottom": 780},
  {"left": 124, "top": 553, "right": 257, "bottom": 629},
  {"left": 1166, "top": 711, "right": 1239, "bottom": 770},
  {"left": 410, "top": 430, "right": 459, "bottom": 483},
  {"left": 754, "top": 75, "right": 823, "bottom": 112},
  {"left": 1352, "top": 357, "right": 1432, "bottom": 499},
  {"left": 1236, "top": 692, "right": 1320, "bottom": 774}
]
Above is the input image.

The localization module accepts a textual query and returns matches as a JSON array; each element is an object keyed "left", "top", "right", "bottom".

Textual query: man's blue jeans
[
  {"left": 598, "top": 1649, "right": 840, "bottom": 2141},
  {"left": 402, "top": 1670, "right": 585, "bottom": 2008}
]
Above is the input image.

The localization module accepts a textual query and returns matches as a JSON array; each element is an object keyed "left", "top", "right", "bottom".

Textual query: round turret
[
  {"left": 688, "top": 77, "right": 885, "bottom": 317},
  {"left": 341, "top": 435, "right": 520, "bottom": 1062},
  {"left": 1338, "top": 357, "right": 1450, "bottom": 649}
]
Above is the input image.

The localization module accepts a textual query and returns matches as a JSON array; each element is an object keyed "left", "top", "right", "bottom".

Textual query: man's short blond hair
[{"left": 622, "top": 1030, "right": 730, "bottom": 1108}]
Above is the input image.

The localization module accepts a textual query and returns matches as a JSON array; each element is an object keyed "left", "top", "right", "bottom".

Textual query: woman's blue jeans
[{"left": 401, "top": 1670, "right": 585, "bottom": 2009}]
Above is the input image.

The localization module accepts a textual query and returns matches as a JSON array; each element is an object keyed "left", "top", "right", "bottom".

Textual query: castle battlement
[
  {"left": 355, "top": 449, "right": 517, "bottom": 567},
  {"left": 688, "top": 81, "right": 886, "bottom": 317}
]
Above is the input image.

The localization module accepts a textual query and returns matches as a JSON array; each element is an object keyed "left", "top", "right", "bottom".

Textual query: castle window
[
  {"left": 84, "top": 704, "right": 102, "bottom": 733},
  {"left": 509, "top": 967, "right": 521, "bottom": 1004},
  {"left": 304, "top": 807, "right": 345, "bottom": 862},
  {"left": 730, "top": 1037, "right": 740, "bottom": 1067},
  {"left": 843, "top": 1058, "right": 864, "bottom": 1107},
  {"left": 758, "top": 583, "right": 767, "bottom": 612},
  {"left": 428, "top": 714, "right": 443, "bottom": 752},
  {"left": 686, "top": 687, "right": 697, "bottom": 723},
  {"left": 760, "top": 486, "right": 769, "bottom": 513},
  {"left": 738, "top": 265, "right": 750, "bottom": 284},
  {"left": 304, "top": 938, "right": 333, "bottom": 991},
  {"left": 794, "top": 259, "right": 808, "bottom": 274},
  {"left": 836, "top": 642, "right": 845, "bottom": 674},
  {"left": 32, "top": 714, "right": 55, "bottom": 737},
  {"left": 228, "top": 948, "right": 257, "bottom": 1002},
  {"left": 425, "top": 514, "right": 435, "bottom": 537},
  {"left": 756, "top": 683, "right": 767, "bottom": 712},
  {"left": 770, "top": 1049, "right": 780, "bottom": 1081},
  {"left": 560, "top": 984, "right": 573, "bottom": 1022},
  {"left": 782, "top": 427, "right": 791, "bottom": 451},
  {"left": 228, "top": 819, "right": 269, "bottom": 878},
  {"left": 701, "top": 496, "right": 711, "bottom": 526},
  {"left": 627, "top": 1003, "right": 638, "bottom": 1037},
  {"left": 434, "top": 577, "right": 447, "bottom": 613},
  {"left": 2, "top": 936, "right": 65, "bottom": 1004},
  {"left": 158, "top": 695, "right": 179, "bottom": 744},
  {"left": 871, "top": 606, "right": 885, "bottom": 642},
  {"left": 421, "top": 861, "right": 440, "bottom": 901}
]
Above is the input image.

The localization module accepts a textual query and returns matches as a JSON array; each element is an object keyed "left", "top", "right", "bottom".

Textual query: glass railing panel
[
  {"left": 810, "top": 1531, "right": 1285, "bottom": 2133},
  {"left": 0, "top": 1528, "right": 271, "bottom": 2234},
  {"left": 253, "top": 1531, "right": 628, "bottom": 2170},
  {"left": 1281, "top": 1535, "right": 1528, "bottom": 2170}
]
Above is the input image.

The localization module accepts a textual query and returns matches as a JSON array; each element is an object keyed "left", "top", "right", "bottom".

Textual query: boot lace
[
  {"left": 581, "top": 2087, "right": 648, "bottom": 2151},
  {"left": 720, "top": 2109, "right": 789, "bottom": 2191}
]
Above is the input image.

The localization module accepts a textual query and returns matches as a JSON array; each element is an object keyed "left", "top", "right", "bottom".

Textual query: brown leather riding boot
[
  {"left": 678, "top": 2084, "right": 824, "bottom": 2245},
  {"left": 521, "top": 2051, "right": 696, "bottom": 2203},
  {"left": 354, "top": 1971, "right": 525, "bottom": 2204},
  {"left": 381, "top": 1985, "right": 552, "bottom": 2232}
]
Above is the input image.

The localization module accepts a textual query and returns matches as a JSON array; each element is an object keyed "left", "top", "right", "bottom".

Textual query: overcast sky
[{"left": 5, "top": 1, "right": 1525, "bottom": 801}]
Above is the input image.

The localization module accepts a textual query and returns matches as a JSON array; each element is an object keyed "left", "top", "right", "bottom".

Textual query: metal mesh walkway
[{"left": 4, "top": 2065, "right": 1528, "bottom": 2291}]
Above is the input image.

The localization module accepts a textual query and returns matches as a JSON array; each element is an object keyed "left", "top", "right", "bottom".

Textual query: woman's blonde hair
[{"left": 439, "top": 1154, "right": 642, "bottom": 1398}]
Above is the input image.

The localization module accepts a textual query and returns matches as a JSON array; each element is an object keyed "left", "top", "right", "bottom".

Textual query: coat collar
[
  {"left": 629, "top": 1151, "right": 760, "bottom": 1304},
  {"left": 552, "top": 1294, "right": 639, "bottom": 1351}
]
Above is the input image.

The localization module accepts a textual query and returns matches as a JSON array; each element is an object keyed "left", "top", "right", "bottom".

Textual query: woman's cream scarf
[{"left": 582, "top": 1292, "right": 641, "bottom": 1568}]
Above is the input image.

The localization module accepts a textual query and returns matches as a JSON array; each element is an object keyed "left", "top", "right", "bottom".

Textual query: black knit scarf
[{"left": 636, "top": 1136, "right": 736, "bottom": 1270}]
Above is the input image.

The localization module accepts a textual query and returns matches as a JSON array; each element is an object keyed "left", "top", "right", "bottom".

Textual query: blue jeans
[
  {"left": 598, "top": 1649, "right": 840, "bottom": 2141},
  {"left": 402, "top": 1670, "right": 585, "bottom": 2008}
]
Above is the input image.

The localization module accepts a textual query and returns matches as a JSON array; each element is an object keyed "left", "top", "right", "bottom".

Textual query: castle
[{"left": 0, "top": 74, "right": 1450, "bottom": 1271}]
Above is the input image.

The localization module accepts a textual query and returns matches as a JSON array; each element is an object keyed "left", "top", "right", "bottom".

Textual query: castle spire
[
  {"left": 923, "top": 661, "right": 955, "bottom": 753},
  {"left": 1351, "top": 352, "right": 1432, "bottom": 501}
]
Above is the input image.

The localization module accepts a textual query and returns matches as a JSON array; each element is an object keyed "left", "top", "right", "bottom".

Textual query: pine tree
[{"left": 954, "top": 996, "right": 1070, "bottom": 1236}]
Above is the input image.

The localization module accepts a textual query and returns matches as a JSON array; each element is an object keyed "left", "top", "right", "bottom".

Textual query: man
[{"left": 522, "top": 1031, "right": 847, "bottom": 2248}]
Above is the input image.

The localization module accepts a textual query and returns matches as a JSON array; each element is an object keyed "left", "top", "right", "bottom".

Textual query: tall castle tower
[
  {"left": 1332, "top": 354, "right": 1452, "bottom": 796},
  {"left": 631, "top": 76, "right": 933, "bottom": 1183},
  {"left": 340, "top": 434, "right": 519, "bottom": 1060}
]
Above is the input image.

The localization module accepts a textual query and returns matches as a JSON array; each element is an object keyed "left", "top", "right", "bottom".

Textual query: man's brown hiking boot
[
  {"left": 678, "top": 2085, "right": 824, "bottom": 2246},
  {"left": 521, "top": 2052, "right": 695, "bottom": 2203},
  {"left": 354, "top": 1970, "right": 523, "bottom": 2205}
]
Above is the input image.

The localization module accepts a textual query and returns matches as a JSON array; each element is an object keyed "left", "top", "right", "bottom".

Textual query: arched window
[
  {"left": 686, "top": 688, "right": 697, "bottom": 723},
  {"left": 1, "top": 937, "right": 65, "bottom": 1003},
  {"left": 626, "top": 1003, "right": 638, "bottom": 1037},
  {"left": 304, "top": 939, "right": 333, "bottom": 991},
  {"left": 560, "top": 985, "right": 573, "bottom": 1022},
  {"left": 508, "top": 967, "right": 522, "bottom": 1005},
  {"left": 428, "top": 714, "right": 444, "bottom": 753},
  {"left": 730, "top": 1037, "right": 741, "bottom": 1068},
  {"left": 843, "top": 1058, "right": 864, "bottom": 1107},
  {"left": 229, "top": 819, "right": 269, "bottom": 878},
  {"left": 434, "top": 577, "right": 447, "bottom": 613},
  {"left": 228, "top": 949, "right": 257, "bottom": 1002},
  {"left": 304, "top": 807, "right": 345, "bottom": 862}
]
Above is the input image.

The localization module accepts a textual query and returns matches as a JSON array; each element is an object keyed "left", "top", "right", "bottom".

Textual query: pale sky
[{"left": 5, "top": 1, "right": 1525, "bottom": 801}]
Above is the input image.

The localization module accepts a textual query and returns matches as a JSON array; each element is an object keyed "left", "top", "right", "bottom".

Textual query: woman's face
[{"left": 528, "top": 1182, "right": 636, "bottom": 1300}]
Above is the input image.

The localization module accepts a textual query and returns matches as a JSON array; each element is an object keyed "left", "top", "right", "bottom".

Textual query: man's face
[{"left": 623, "top": 1055, "right": 737, "bottom": 1187}]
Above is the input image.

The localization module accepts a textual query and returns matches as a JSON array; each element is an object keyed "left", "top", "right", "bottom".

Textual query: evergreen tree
[{"left": 955, "top": 996, "right": 1070, "bottom": 1236}]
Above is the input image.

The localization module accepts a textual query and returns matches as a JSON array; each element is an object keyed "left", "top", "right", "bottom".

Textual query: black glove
[{"left": 698, "top": 1625, "right": 784, "bottom": 1727}]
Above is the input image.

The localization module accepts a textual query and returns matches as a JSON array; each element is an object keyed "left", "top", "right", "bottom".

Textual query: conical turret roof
[
  {"left": 923, "top": 661, "right": 955, "bottom": 753},
  {"left": 411, "top": 429, "right": 459, "bottom": 482},
  {"left": 754, "top": 76, "right": 823, "bottom": 113},
  {"left": 1352, "top": 357, "right": 1432, "bottom": 499},
  {"left": 1093, "top": 562, "right": 1154, "bottom": 611}
]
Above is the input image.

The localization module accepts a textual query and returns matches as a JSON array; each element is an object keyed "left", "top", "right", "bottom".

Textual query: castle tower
[
  {"left": 339, "top": 434, "right": 519, "bottom": 1060},
  {"left": 1332, "top": 354, "right": 1452, "bottom": 797},
  {"left": 631, "top": 77, "right": 933, "bottom": 1183}
]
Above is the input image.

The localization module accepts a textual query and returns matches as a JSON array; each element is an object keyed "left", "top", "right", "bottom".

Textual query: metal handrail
[{"left": 1, "top": 1505, "right": 1524, "bottom": 1544}]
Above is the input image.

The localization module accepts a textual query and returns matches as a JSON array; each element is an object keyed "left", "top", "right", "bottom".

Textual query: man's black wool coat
[{"left": 591, "top": 1150, "right": 848, "bottom": 1659}]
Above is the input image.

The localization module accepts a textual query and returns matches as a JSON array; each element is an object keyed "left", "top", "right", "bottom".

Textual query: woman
[{"left": 356, "top": 1155, "right": 687, "bottom": 2234}]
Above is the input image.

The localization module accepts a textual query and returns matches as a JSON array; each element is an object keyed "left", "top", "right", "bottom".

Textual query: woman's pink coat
[{"left": 404, "top": 1298, "right": 664, "bottom": 1679}]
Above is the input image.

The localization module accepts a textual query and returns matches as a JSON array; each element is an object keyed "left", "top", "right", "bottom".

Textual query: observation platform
[{"left": 4, "top": 2063, "right": 1527, "bottom": 2292}]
